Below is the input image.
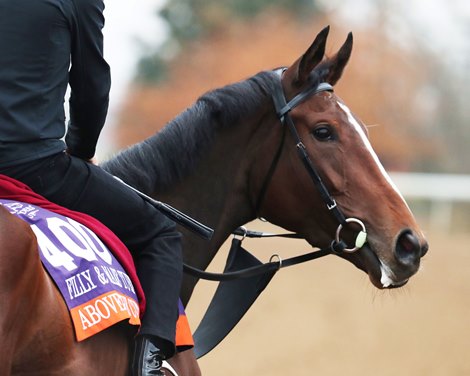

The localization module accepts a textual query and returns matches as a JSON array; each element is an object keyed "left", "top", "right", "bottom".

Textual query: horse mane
[
  {"left": 102, "top": 71, "right": 276, "bottom": 193},
  {"left": 102, "top": 63, "right": 331, "bottom": 193}
]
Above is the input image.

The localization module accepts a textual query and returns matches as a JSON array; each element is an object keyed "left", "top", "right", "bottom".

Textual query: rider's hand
[{"left": 87, "top": 157, "right": 98, "bottom": 165}]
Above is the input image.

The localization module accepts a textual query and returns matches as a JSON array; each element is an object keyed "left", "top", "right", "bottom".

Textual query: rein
[{"left": 183, "top": 228, "right": 330, "bottom": 281}]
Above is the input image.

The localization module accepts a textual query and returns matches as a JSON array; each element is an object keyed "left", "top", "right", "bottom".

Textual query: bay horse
[{"left": 1, "top": 27, "right": 428, "bottom": 375}]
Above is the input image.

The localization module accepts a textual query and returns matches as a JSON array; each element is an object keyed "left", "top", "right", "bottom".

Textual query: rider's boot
[{"left": 131, "top": 335, "right": 166, "bottom": 376}]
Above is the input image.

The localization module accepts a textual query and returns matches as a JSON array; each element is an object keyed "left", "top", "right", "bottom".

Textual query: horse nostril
[
  {"left": 399, "top": 232, "right": 419, "bottom": 252},
  {"left": 420, "top": 241, "right": 429, "bottom": 257},
  {"left": 395, "top": 230, "right": 422, "bottom": 265}
]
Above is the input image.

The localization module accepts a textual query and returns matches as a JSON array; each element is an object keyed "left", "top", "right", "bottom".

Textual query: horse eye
[{"left": 312, "top": 125, "right": 335, "bottom": 141}]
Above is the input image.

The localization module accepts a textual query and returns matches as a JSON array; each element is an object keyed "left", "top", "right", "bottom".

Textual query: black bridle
[
  {"left": 187, "top": 70, "right": 374, "bottom": 358},
  {"left": 255, "top": 69, "right": 347, "bottom": 226},
  {"left": 184, "top": 69, "right": 369, "bottom": 282}
]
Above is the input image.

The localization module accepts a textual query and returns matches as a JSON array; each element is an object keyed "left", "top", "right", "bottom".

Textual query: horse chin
[{"left": 339, "top": 244, "right": 408, "bottom": 290}]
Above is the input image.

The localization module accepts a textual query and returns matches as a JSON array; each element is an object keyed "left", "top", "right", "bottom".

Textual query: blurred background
[{"left": 100, "top": 1, "right": 470, "bottom": 375}]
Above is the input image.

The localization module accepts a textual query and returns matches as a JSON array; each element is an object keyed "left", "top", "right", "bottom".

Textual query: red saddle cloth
[{"left": 0, "top": 174, "right": 193, "bottom": 349}]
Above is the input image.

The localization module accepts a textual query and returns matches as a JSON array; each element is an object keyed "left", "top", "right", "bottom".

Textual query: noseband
[{"left": 255, "top": 69, "right": 367, "bottom": 253}]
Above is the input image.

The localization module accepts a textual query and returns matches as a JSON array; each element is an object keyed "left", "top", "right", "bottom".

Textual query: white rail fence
[{"left": 389, "top": 172, "right": 470, "bottom": 231}]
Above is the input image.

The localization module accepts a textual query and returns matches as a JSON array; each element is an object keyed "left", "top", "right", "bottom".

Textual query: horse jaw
[{"left": 337, "top": 243, "right": 416, "bottom": 289}]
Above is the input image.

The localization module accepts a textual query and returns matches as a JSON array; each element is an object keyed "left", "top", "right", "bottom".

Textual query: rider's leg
[{"left": 0, "top": 152, "right": 183, "bottom": 374}]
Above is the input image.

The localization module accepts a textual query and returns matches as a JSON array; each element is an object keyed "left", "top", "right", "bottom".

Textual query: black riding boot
[{"left": 131, "top": 335, "right": 166, "bottom": 376}]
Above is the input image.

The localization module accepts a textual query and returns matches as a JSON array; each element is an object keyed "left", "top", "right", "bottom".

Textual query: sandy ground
[{"left": 186, "top": 222, "right": 470, "bottom": 376}]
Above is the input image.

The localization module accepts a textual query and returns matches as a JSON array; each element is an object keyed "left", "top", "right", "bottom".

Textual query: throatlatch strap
[{"left": 253, "top": 124, "right": 287, "bottom": 215}]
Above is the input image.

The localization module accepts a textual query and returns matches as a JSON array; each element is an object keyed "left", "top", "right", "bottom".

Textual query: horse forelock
[{"left": 102, "top": 71, "right": 275, "bottom": 194}]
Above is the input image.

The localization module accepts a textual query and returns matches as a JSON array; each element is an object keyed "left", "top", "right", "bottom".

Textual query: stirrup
[{"left": 162, "top": 360, "right": 179, "bottom": 376}]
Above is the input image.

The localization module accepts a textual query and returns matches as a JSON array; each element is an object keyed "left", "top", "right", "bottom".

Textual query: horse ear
[
  {"left": 295, "top": 26, "right": 330, "bottom": 85},
  {"left": 324, "top": 32, "right": 353, "bottom": 85}
]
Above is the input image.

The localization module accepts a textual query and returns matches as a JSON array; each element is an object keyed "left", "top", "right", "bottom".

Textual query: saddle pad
[
  {"left": 0, "top": 174, "right": 194, "bottom": 350},
  {"left": 0, "top": 198, "right": 141, "bottom": 341}
]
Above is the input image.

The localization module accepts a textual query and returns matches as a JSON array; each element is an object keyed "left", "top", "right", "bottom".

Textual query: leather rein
[{"left": 183, "top": 69, "right": 368, "bottom": 282}]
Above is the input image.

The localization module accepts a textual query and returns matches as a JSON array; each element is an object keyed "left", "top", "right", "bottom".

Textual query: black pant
[{"left": 0, "top": 152, "right": 182, "bottom": 356}]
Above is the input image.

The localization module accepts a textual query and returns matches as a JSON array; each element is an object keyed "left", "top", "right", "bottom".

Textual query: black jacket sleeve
[{"left": 65, "top": 0, "right": 111, "bottom": 160}]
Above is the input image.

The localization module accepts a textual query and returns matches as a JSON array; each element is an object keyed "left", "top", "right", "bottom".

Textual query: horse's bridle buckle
[{"left": 327, "top": 199, "right": 337, "bottom": 211}]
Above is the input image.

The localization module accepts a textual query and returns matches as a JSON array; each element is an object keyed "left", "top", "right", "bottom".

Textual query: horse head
[{"left": 252, "top": 26, "right": 428, "bottom": 289}]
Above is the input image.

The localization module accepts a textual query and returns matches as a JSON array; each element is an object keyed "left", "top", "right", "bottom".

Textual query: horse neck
[
  {"left": 157, "top": 108, "right": 273, "bottom": 304},
  {"left": 103, "top": 74, "right": 277, "bottom": 304},
  {"left": 158, "top": 113, "right": 266, "bottom": 249}
]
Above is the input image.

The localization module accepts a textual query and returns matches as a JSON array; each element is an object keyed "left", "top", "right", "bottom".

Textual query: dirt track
[{"left": 187, "top": 223, "right": 470, "bottom": 375}]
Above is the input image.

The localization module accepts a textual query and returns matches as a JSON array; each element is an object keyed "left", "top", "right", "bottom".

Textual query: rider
[{"left": 0, "top": 0, "right": 182, "bottom": 374}]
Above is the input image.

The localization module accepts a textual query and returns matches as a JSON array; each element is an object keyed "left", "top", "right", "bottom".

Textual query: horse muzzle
[{"left": 341, "top": 229, "right": 428, "bottom": 289}]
